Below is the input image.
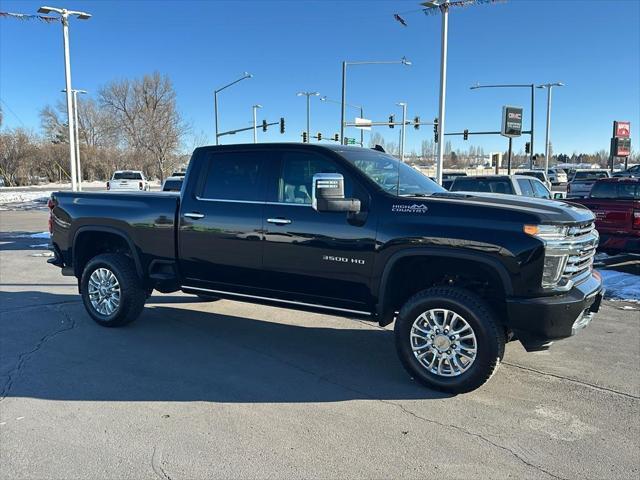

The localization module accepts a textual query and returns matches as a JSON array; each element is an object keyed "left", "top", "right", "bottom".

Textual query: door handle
[
  {"left": 267, "top": 218, "right": 292, "bottom": 225},
  {"left": 184, "top": 212, "right": 205, "bottom": 219}
]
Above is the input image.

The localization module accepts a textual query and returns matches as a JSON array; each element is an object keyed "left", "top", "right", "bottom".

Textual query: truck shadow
[{"left": 1, "top": 291, "right": 450, "bottom": 403}]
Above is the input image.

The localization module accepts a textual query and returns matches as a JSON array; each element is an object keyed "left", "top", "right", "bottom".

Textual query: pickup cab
[
  {"left": 567, "top": 170, "right": 611, "bottom": 198},
  {"left": 48, "top": 144, "right": 603, "bottom": 394},
  {"left": 107, "top": 170, "right": 150, "bottom": 192},
  {"left": 571, "top": 177, "right": 640, "bottom": 253}
]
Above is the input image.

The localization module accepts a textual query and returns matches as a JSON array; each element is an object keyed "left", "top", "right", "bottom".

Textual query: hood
[{"left": 428, "top": 191, "right": 595, "bottom": 224}]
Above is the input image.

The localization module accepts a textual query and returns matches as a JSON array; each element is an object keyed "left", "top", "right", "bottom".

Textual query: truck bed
[{"left": 50, "top": 191, "right": 180, "bottom": 277}]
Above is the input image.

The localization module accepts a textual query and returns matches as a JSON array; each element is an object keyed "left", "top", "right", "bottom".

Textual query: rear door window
[{"left": 200, "top": 151, "right": 265, "bottom": 201}]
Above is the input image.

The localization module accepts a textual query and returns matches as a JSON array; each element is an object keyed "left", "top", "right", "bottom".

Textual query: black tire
[
  {"left": 81, "top": 253, "right": 146, "bottom": 327},
  {"left": 394, "top": 286, "right": 505, "bottom": 394},
  {"left": 196, "top": 293, "right": 220, "bottom": 302}
]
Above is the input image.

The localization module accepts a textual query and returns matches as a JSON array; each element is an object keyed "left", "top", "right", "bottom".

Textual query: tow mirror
[
  {"left": 553, "top": 192, "right": 565, "bottom": 200},
  {"left": 312, "top": 173, "right": 361, "bottom": 213}
]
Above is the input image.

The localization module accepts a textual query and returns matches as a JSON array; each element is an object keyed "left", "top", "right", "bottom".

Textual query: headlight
[{"left": 524, "top": 224, "right": 570, "bottom": 289}]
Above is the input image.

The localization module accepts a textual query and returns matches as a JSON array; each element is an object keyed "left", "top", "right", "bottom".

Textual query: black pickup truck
[{"left": 48, "top": 144, "right": 604, "bottom": 393}]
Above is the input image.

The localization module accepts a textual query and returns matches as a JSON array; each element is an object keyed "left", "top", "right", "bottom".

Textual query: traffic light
[
  {"left": 317, "top": 132, "right": 322, "bottom": 141},
  {"left": 302, "top": 132, "right": 308, "bottom": 143},
  {"left": 463, "top": 129, "right": 469, "bottom": 141},
  {"left": 433, "top": 118, "right": 439, "bottom": 143},
  {"left": 279, "top": 117, "right": 285, "bottom": 134},
  {"left": 525, "top": 142, "right": 530, "bottom": 154},
  {"left": 333, "top": 134, "right": 339, "bottom": 142},
  {"left": 389, "top": 115, "right": 395, "bottom": 128},
  {"left": 262, "top": 120, "right": 268, "bottom": 132},
  {"left": 414, "top": 116, "right": 420, "bottom": 130}
]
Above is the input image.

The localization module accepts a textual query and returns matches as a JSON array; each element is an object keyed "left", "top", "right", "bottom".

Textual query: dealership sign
[
  {"left": 613, "top": 121, "right": 630, "bottom": 138},
  {"left": 501, "top": 106, "right": 523, "bottom": 138}
]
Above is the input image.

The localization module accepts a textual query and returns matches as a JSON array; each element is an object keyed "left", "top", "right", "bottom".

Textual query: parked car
[
  {"left": 567, "top": 170, "right": 611, "bottom": 198},
  {"left": 162, "top": 176, "right": 184, "bottom": 192},
  {"left": 571, "top": 177, "right": 640, "bottom": 253},
  {"left": 450, "top": 174, "right": 552, "bottom": 199},
  {"left": 107, "top": 170, "right": 150, "bottom": 191},
  {"left": 48, "top": 144, "right": 602, "bottom": 394},
  {"left": 613, "top": 164, "right": 640, "bottom": 178},
  {"left": 519, "top": 170, "right": 552, "bottom": 189},
  {"left": 547, "top": 168, "right": 568, "bottom": 185},
  {"left": 442, "top": 172, "right": 467, "bottom": 190}
]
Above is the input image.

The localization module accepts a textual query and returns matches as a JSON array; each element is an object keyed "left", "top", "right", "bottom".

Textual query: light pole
[
  {"left": 38, "top": 5, "right": 91, "bottom": 192},
  {"left": 252, "top": 104, "right": 262, "bottom": 144},
  {"left": 340, "top": 57, "right": 411, "bottom": 144},
  {"left": 62, "top": 88, "right": 87, "bottom": 190},
  {"left": 470, "top": 82, "right": 536, "bottom": 168},
  {"left": 537, "top": 82, "right": 564, "bottom": 175},
  {"left": 397, "top": 102, "right": 407, "bottom": 162},
  {"left": 297, "top": 92, "right": 319, "bottom": 142},
  {"left": 214, "top": 72, "right": 252, "bottom": 145},
  {"left": 321, "top": 96, "right": 365, "bottom": 146}
]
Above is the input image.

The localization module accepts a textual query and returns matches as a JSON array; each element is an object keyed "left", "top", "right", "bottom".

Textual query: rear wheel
[
  {"left": 81, "top": 253, "right": 146, "bottom": 327},
  {"left": 394, "top": 287, "right": 505, "bottom": 394}
]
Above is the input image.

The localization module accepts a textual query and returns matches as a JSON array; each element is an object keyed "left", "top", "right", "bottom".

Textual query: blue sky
[{"left": 1, "top": 0, "right": 639, "bottom": 156}]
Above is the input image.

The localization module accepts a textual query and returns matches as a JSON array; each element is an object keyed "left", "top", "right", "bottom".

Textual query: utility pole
[
  {"left": 537, "top": 82, "right": 564, "bottom": 175},
  {"left": 252, "top": 104, "right": 262, "bottom": 144},
  {"left": 214, "top": 72, "right": 252, "bottom": 145},
  {"left": 297, "top": 92, "right": 319, "bottom": 143},
  {"left": 397, "top": 102, "right": 407, "bottom": 162},
  {"left": 39, "top": 6, "right": 91, "bottom": 191}
]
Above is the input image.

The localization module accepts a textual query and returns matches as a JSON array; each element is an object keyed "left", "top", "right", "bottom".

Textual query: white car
[
  {"left": 450, "top": 174, "right": 553, "bottom": 199},
  {"left": 547, "top": 168, "right": 568, "bottom": 185},
  {"left": 107, "top": 171, "right": 150, "bottom": 192}
]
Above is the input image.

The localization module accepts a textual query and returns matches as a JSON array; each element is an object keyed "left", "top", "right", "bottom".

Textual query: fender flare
[
  {"left": 376, "top": 247, "right": 514, "bottom": 319},
  {"left": 72, "top": 225, "right": 144, "bottom": 279}
]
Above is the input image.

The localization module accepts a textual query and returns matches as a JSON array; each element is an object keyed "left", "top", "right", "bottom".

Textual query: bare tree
[
  {"left": 99, "top": 72, "right": 187, "bottom": 181},
  {"left": 0, "top": 129, "right": 39, "bottom": 186}
]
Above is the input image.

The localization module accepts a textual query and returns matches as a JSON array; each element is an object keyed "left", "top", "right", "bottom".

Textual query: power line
[{"left": 0, "top": 98, "right": 27, "bottom": 127}]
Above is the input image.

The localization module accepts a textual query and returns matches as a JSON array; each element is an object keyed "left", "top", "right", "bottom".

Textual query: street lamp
[
  {"left": 397, "top": 102, "right": 407, "bottom": 162},
  {"left": 214, "top": 72, "right": 252, "bottom": 145},
  {"left": 340, "top": 57, "right": 411, "bottom": 144},
  {"left": 252, "top": 104, "right": 262, "bottom": 144},
  {"left": 470, "top": 82, "right": 536, "bottom": 168},
  {"left": 537, "top": 82, "right": 564, "bottom": 175},
  {"left": 62, "top": 88, "right": 87, "bottom": 190},
  {"left": 38, "top": 5, "right": 91, "bottom": 192},
  {"left": 321, "top": 96, "right": 365, "bottom": 146},
  {"left": 297, "top": 92, "right": 319, "bottom": 143}
]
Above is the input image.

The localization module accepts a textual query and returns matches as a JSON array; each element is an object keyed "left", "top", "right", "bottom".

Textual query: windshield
[
  {"left": 113, "top": 171, "right": 143, "bottom": 180},
  {"left": 339, "top": 149, "right": 445, "bottom": 197}
]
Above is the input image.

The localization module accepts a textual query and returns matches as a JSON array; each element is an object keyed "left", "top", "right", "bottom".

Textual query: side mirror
[
  {"left": 312, "top": 173, "right": 361, "bottom": 213},
  {"left": 553, "top": 192, "right": 565, "bottom": 200}
]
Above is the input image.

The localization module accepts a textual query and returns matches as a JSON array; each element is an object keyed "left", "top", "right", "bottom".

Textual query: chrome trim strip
[
  {"left": 195, "top": 196, "right": 311, "bottom": 207},
  {"left": 182, "top": 285, "right": 372, "bottom": 316},
  {"left": 267, "top": 218, "right": 292, "bottom": 225}
]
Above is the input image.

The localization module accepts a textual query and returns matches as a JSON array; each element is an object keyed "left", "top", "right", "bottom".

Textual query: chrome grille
[{"left": 561, "top": 221, "right": 598, "bottom": 281}]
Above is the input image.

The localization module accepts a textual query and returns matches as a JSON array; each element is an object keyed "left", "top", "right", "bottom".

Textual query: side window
[
  {"left": 517, "top": 179, "right": 534, "bottom": 197},
  {"left": 200, "top": 152, "right": 264, "bottom": 201},
  {"left": 278, "top": 152, "right": 350, "bottom": 204},
  {"left": 532, "top": 180, "right": 551, "bottom": 199}
]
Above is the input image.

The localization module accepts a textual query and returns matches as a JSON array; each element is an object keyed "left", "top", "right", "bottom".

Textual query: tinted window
[
  {"left": 619, "top": 183, "right": 640, "bottom": 199},
  {"left": 114, "top": 171, "right": 143, "bottom": 180},
  {"left": 278, "top": 152, "right": 343, "bottom": 204},
  {"left": 163, "top": 179, "right": 183, "bottom": 192},
  {"left": 517, "top": 179, "right": 534, "bottom": 197},
  {"left": 532, "top": 180, "right": 551, "bottom": 198},
  {"left": 591, "top": 182, "right": 639, "bottom": 199},
  {"left": 450, "top": 178, "right": 514, "bottom": 194},
  {"left": 201, "top": 152, "right": 263, "bottom": 201}
]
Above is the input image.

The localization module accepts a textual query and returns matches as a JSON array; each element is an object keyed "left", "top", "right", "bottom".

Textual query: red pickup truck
[{"left": 572, "top": 178, "right": 640, "bottom": 253}]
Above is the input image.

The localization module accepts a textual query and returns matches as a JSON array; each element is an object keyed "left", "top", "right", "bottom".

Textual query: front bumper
[{"left": 505, "top": 272, "right": 604, "bottom": 351}]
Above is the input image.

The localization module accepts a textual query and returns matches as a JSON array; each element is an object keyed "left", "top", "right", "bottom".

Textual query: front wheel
[
  {"left": 394, "top": 287, "right": 505, "bottom": 394},
  {"left": 81, "top": 253, "right": 146, "bottom": 327}
]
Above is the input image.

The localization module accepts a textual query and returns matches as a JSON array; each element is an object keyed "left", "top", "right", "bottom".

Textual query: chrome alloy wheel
[
  {"left": 410, "top": 308, "right": 478, "bottom": 377},
  {"left": 88, "top": 267, "right": 121, "bottom": 316}
]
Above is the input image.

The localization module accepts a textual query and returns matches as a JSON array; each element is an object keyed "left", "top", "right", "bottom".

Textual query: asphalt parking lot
[{"left": 1, "top": 210, "right": 639, "bottom": 479}]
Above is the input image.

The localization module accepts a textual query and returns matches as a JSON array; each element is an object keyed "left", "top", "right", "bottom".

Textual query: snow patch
[
  {"left": 28, "top": 232, "right": 51, "bottom": 239},
  {"left": 29, "top": 243, "right": 50, "bottom": 248},
  {"left": 0, "top": 191, "right": 52, "bottom": 205},
  {"left": 600, "top": 270, "right": 640, "bottom": 302}
]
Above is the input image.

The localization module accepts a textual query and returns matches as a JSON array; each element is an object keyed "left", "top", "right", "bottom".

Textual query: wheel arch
[{"left": 376, "top": 248, "right": 514, "bottom": 326}]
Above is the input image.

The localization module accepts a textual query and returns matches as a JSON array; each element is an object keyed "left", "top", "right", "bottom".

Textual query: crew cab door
[
  {"left": 178, "top": 148, "right": 268, "bottom": 290},
  {"left": 261, "top": 149, "right": 376, "bottom": 312}
]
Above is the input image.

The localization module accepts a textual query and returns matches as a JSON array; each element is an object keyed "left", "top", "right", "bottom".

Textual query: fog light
[{"left": 542, "top": 255, "right": 568, "bottom": 288}]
